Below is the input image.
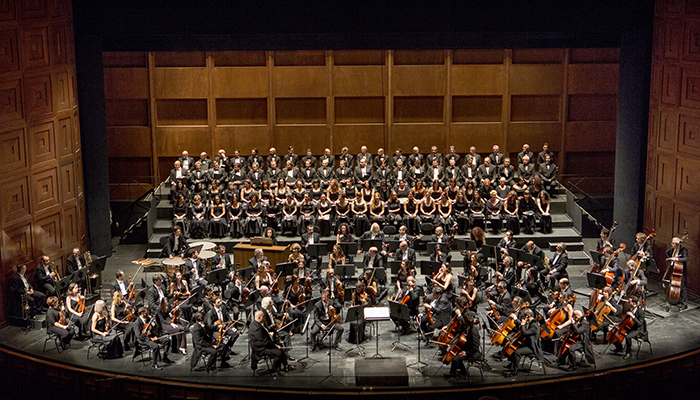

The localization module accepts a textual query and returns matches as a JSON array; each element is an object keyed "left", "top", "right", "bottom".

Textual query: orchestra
[{"left": 12, "top": 144, "right": 691, "bottom": 383}]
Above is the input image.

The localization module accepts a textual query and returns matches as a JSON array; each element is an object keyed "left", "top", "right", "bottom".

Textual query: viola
[
  {"left": 486, "top": 292, "right": 500, "bottom": 321},
  {"left": 328, "top": 305, "right": 341, "bottom": 324},
  {"left": 125, "top": 304, "right": 136, "bottom": 322},
  {"left": 172, "top": 298, "right": 181, "bottom": 325},
  {"left": 58, "top": 307, "right": 67, "bottom": 326},
  {"left": 77, "top": 291, "right": 86, "bottom": 314}
]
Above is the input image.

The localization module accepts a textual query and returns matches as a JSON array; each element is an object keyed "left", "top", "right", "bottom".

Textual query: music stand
[
  {"left": 454, "top": 238, "right": 478, "bottom": 252},
  {"left": 364, "top": 306, "right": 390, "bottom": 358},
  {"left": 207, "top": 268, "right": 228, "bottom": 287},
  {"left": 519, "top": 252, "right": 544, "bottom": 270},
  {"left": 237, "top": 267, "right": 255, "bottom": 281},
  {"left": 307, "top": 243, "right": 328, "bottom": 272},
  {"left": 388, "top": 300, "right": 411, "bottom": 351},
  {"left": 587, "top": 273, "right": 608, "bottom": 290},
  {"left": 343, "top": 287, "right": 355, "bottom": 303},
  {"left": 512, "top": 287, "right": 532, "bottom": 306},
  {"left": 426, "top": 242, "right": 449, "bottom": 256},
  {"left": 360, "top": 239, "right": 383, "bottom": 253},
  {"left": 56, "top": 276, "right": 71, "bottom": 298},
  {"left": 190, "top": 284, "right": 205, "bottom": 303},
  {"left": 481, "top": 244, "right": 502, "bottom": 265},
  {"left": 385, "top": 240, "right": 401, "bottom": 253},
  {"left": 339, "top": 242, "right": 358, "bottom": 257},
  {"left": 387, "top": 260, "right": 402, "bottom": 275},
  {"left": 589, "top": 251, "right": 604, "bottom": 266},
  {"left": 334, "top": 264, "right": 355, "bottom": 282},
  {"left": 344, "top": 304, "right": 368, "bottom": 356},
  {"left": 420, "top": 260, "right": 442, "bottom": 276},
  {"left": 298, "top": 299, "right": 321, "bottom": 366},
  {"left": 645, "top": 257, "right": 659, "bottom": 274}
]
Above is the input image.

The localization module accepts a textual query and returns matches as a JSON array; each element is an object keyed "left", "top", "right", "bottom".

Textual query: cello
[
  {"left": 606, "top": 299, "right": 645, "bottom": 345},
  {"left": 663, "top": 232, "right": 689, "bottom": 305},
  {"left": 540, "top": 295, "right": 575, "bottom": 340},
  {"left": 491, "top": 302, "right": 529, "bottom": 345}
]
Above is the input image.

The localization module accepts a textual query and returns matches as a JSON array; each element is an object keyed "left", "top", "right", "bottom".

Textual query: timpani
[
  {"left": 162, "top": 257, "right": 186, "bottom": 279},
  {"left": 198, "top": 250, "right": 216, "bottom": 271},
  {"left": 190, "top": 241, "right": 217, "bottom": 251}
]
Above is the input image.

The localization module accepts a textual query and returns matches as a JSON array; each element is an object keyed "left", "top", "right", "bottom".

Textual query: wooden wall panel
[
  {"left": 510, "top": 65, "right": 564, "bottom": 94},
  {"left": 32, "top": 166, "right": 60, "bottom": 216},
  {"left": 59, "top": 162, "right": 75, "bottom": 204},
  {"left": 568, "top": 95, "right": 617, "bottom": 121},
  {"left": 0, "top": 128, "right": 27, "bottom": 177},
  {"left": 53, "top": 71, "right": 70, "bottom": 112},
  {"left": 29, "top": 121, "right": 56, "bottom": 166},
  {"left": 449, "top": 123, "right": 503, "bottom": 153},
  {"left": 569, "top": 48, "right": 620, "bottom": 63},
  {"left": 1, "top": 176, "right": 31, "bottom": 226},
  {"left": 675, "top": 156, "right": 700, "bottom": 203},
  {"left": 332, "top": 66, "right": 384, "bottom": 97},
  {"left": 274, "top": 50, "right": 325, "bottom": 66},
  {"left": 211, "top": 51, "right": 266, "bottom": 67},
  {"left": 105, "top": 99, "right": 149, "bottom": 126},
  {"left": 153, "top": 68, "right": 209, "bottom": 98},
  {"left": 212, "top": 67, "right": 268, "bottom": 98},
  {"left": 216, "top": 99, "right": 267, "bottom": 125},
  {"left": 659, "top": 108, "right": 679, "bottom": 150},
  {"left": 512, "top": 48, "right": 565, "bottom": 64},
  {"left": 393, "top": 97, "right": 444, "bottom": 123},
  {"left": 155, "top": 127, "right": 211, "bottom": 156},
  {"left": 680, "top": 68, "right": 700, "bottom": 109},
  {"left": 679, "top": 113, "right": 700, "bottom": 155},
  {"left": 332, "top": 125, "right": 385, "bottom": 154},
  {"left": 153, "top": 52, "right": 206, "bottom": 67},
  {"left": 276, "top": 98, "right": 326, "bottom": 124},
  {"left": 511, "top": 95, "right": 561, "bottom": 121},
  {"left": 273, "top": 67, "right": 329, "bottom": 97},
  {"left": 565, "top": 122, "right": 617, "bottom": 152},
  {"left": 275, "top": 126, "right": 331, "bottom": 154},
  {"left": 391, "top": 124, "right": 445, "bottom": 154},
  {"left": 567, "top": 64, "right": 619, "bottom": 94},
  {"left": 656, "top": 152, "right": 676, "bottom": 195},
  {"left": 103, "top": 51, "right": 147, "bottom": 67},
  {"left": 392, "top": 66, "right": 446, "bottom": 96},
  {"left": 452, "top": 96, "right": 502, "bottom": 122},
  {"left": 335, "top": 97, "right": 385, "bottom": 124},
  {"left": 213, "top": 126, "right": 271, "bottom": 156},
  {"left": 156, "top": 99, "right": 208, "bottom": 126},
  {"left": 452, "top": 49, "right": 505, "bottom": 65},
  {"left": 508, "top": 123, "right": 563, "bottom": 153},
  {"left": 334, "top": 50, "right": 384, "bottom": 66},
  {"left": 451, "top": 65, "right": 506, "bottom": 95},
  {"left": 394, "top": 50, "right": 445, "bottom": 65},
  {"left": 661, "top": 64, "right": 680, "bottom": 105},
  {"left": 106, "top": 127, "right": 152, "bottom": 157},
  {"left": 0, "top": 79, "right": 23, "bottom": 123},
  {"left": 103, "top": 68, "right": 149, "bottom": 99}
]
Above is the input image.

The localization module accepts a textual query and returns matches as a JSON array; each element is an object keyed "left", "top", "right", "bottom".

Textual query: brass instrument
[
  {"left": 49, "top": 262, "right": 60, "bottom": 281},
  {"left": 84, "top": 251, "right": 93, "bottom": 264},
  {"left": 21, "top": 290, "right": 31, "bottom": 320}
]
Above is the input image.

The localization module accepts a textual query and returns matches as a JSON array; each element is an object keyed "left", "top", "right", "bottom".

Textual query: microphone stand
[{"left": 406, "top": 316, "right": 429, "bottom": 372}]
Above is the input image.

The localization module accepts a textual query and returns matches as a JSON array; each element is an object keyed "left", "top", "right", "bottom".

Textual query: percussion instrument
[
  {"left": 190, "top": 241, "right": 217, "bottom": 251},
  {"left": 162, "top": 257, "right": 186, "bottom": 279}
]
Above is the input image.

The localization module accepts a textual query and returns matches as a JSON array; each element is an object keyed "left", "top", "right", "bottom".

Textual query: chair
[
  {"left": 519, "top": 353, "right": 547, "bottom": 376},
  {"left": 158, "top": 236, "right": 169, "bottom": 257},
  {"left": 86, "top": 336, "right": 106, "bottom": 360},
  {"left": 43, "top": 330, "right": 63, "bottom": 353},
  {"left": 251, "top": 353, "right": 274, "bottom": 376},
  {"left": 383, "top": 225, "right": 397, "bottom": 236},
  {"left": 189, "top": 346, "right": 215, "bottom": 372},
  {"left": 418, "top": 223, "right": 435, "bottom": 253},
  {"left": 633, "top": 331, "right": 653, "bottom": 358},
  {"left": 132, "top": 341, "right": 156, "bottom": 367},
  {"left": 464, "top": 356, "right": 488, "bottom": 382}
]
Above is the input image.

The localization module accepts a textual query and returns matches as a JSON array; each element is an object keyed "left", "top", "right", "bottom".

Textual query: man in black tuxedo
[
  {"left": 178, "top": 150, "right": 195, "bottom": 172},
  {"left": 161, "top": 226, "right": 189, "bottom": 258},
  {"left": 478, "top": 157, "right": 498, "bottom": 183},
  {"left": 418, "top": 287, "right": 452, "bottom": 339},
  {"left": 393, "top": 225, "right": 414, "bottom": 244},
  {"left": 190, "top": 312, "right": 223, "bottom": 372},
  {"left": 394, "top": 240, "right": 416, "bottom": 265},
  {"left": 547, "top": 243, "right": 569, "bottom": 290},
  {"left": 300, "top": 224, "right": 321, "bottom": 251},
  {"left": 110, "top": 270, "right": 131, "bottom": 297},
  {"left": 184, "top": 249, "right": 208, "bottom": 288},
  {"left": 517, "top": 143, "right": 534, "bottom": 165},
  {"left": 488, "top": 144, "right": 504, "bottom": 166},
  {"left": 248, "top": 248, "right": 268, "bottom": 270},
  {"left": 310, "top": 290, "right": 344, "bottom": 350},
  {"left": 135, "top": 307, "right": 172, "bottom": 370},
  {"left": 249, "top": 310, "right": 293, "bottom": 373},
  {"left": 10, "top": 264, "right": 45, "bottom": 317},
  {"left": 538, "top": 154, "right": 558, "bottom": 194},
  {"left": 145, "top": 274, "right": 171, "bottom": 311},
  {"left": 65, "top": 248, "right": 86, "bottom": 275},
  {"left": 522, "top": 240, "right": 545, "bottom": 260},
  {"left": 319, "top": 148, "right": 335, "bottom": 169},
  {"left": 362, "top": 246, "right": 385, "bottom": 269},
  {"left": 211, "top": 245, "right": 233, "bottom": 271},
  {"left": 34, "top": 255, "right": 57, "bottom": 295},
  {"left": 205, "top": 296, "right": 240, "bottom": 362}
]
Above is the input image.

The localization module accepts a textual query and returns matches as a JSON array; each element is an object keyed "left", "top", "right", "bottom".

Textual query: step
[
  {"left": 548, "top": 241, "right": 584, "bottom": 252},
  {"left": 543, "top": 249, "right": 591, "bottom": 266}
]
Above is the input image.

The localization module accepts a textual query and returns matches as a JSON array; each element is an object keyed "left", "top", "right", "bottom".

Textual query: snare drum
[{"left": 162, "top": 257, "right": 186, "bottom": 279}]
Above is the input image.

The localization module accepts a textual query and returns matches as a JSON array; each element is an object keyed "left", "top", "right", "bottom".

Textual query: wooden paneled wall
[
  {"left": 646, "top": 0, "right": 700, "bottom": 295},
  {"left": 0, "top": 0, "right": 85, "bottom": 325},
  {"left": 103, "top": 49, "right": 619, "bottom": 198}
]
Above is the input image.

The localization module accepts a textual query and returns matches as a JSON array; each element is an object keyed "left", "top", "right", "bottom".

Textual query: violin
[
  {"left": 141, "top": 317, "right": 153, "bottom": 336},
  {"left": 328, "top": 305, "right": 341, "bottom": 324},
  {"left": 172, "top": 298, "right": 180, "bottom": 325},
  {"left": 125, "top": 304, "right": 136, "bottom": 322},
  {"left": 77, "top": 291, "right": 86, "bottom": 314},
  {"left": 304, "top": 276, "right": 313, "bottom": 294},
  {"left": 486, "top": 292, "right": 500, "bottom": 321},
  {"left": 127, "top": 276, "right": 137, "bottom": 301},
  {"left": 400, "top": 284, "right": 413, "bottom": 305},
  {"left": 336, "top": 279, "right": 344, "bottom": 299},
  {"left": 424, "top": 306, "right": 435, "bottom": 324}
]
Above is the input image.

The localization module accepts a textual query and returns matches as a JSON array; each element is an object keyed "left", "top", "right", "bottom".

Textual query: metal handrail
[
  {"left": 109, "top": 175, "right": 160, "bottom": 202},
  {"left": 566, "top": 180, "right": 605, "bottom": 209}
]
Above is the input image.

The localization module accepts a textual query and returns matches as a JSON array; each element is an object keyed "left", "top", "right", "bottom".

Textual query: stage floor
[{"left": 1, "top": 239, "right": 699, "bottom": 392}]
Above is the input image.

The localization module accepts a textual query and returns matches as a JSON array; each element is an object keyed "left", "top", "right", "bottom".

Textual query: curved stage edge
[{"left": 1, "top": 341, "right": 699, "bottom": 400}]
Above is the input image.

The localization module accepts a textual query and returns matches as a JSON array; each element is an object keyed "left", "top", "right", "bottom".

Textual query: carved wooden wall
[
  {"left": 0, "top": 0, "right": 84, "bottom": 325},
  {"left": 646, "top": 0, "right": 700, "bottom": 295},
  {"left": 104, "top": 49, "right": 619, "bottom": 199}
]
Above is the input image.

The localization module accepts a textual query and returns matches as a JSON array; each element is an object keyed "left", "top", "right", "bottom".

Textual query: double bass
[{"left": 663, "top": 232, "right": 689, "bottom": 305}]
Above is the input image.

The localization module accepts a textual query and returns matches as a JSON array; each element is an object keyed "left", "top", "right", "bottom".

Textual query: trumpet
[{"left": 83, "top": 251, "right": 93, "bottom": 264}]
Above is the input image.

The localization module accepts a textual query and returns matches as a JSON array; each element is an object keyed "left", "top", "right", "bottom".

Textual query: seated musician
[
  {"left": 110, "top": 270, "right": 131, "bottom": 297},
  {"left": 34, "top": 255, "right": 57, "bottom": 296},
  {"left": 556, "top": 277, "right": 574, "bottom": 299},
  {"left": 310, "top": 290, "right": 344, "bottom": 351},
  {"left": 261, "top": 297, "right": 291, "bottom": 350},
  {"left": 321, "top": 268, "right": 343, "bottom": 310},
  {"left": 224, "top": 272, "right": 244, "bottom": 320},
  {"left": 169, "top": 271, "right": 194, "bottom": 323},
  {"left": 362, "top": 246, "right": 385, "bottom": 269},
  {"left": 395, "top": 260, "right": 415, "bottom": 288},
  {"left": 460, "top": 276, "right": 479, "bottom": 314},
  {"left": 65, "top": 248, "right": 86, "bottom": 275},
  {"left": 632, "top": 232, "right": 652, "bottom": 261},
  {"left": 282, "top": 275, "right": 307, "bottom": 332},
  {"left": 349, "top": 283, "right": 371, "bottom": 344},
  {"left": 394, "top": 240, "right": 416, "bottom": 266},
  {"left": 432, "top": 263, "right": 454, "bottom": 295},
  {"left": 419, "top": 287, "right": 453, "bottom": 345},
  {"left": 496, "top": 256, "right": 516, "bottom": 293},
  {"left": 135, "top": 307, "right": 172, "bottom": 370},
  {"left": 587, "top": 286, "right": 617, "bottom": 339},
  {"left": 392, "top": 275, "right": 420, "bottom": 335},
  {"left": 156, "top": 298, "right": 187, "bottom": 356},
  {"left": 211, "top": 245, "right": 233, "bottom": 271},
  {"left": 487, "top": 282, "right": 514, "bottom": 327},
  {"left": 429, "top": 246, "right": 451, "bottom": 265},
  {"left": 110, "top": 291, "right": 136, "bottom": 350},
  {"left": 504, "top": 308, "right": 542, "bottom": 377},
  {"left": 190, "top": 311, "right": 229, "bottom": 372},
  {"left": 249, "top": 310, "right": 295, "bottom": 374},
  {"left": 201, "top": 285, "right": 216, "bottom": 314},
  {"left": 545, "top": 292, "right": 574, "bottom": 340},
  {"left": 65, "top": 282, "right": 89, "bottom": 339},
  {"left": 600, "top": 246, "right": 623, "bottom": 289},
  {"left": 205, "top": 296, "right": 240, "bottom": 357},
  {"left": 443, "top": 298, "right": 481, "bottom": 379},
  {"left": 523, "top": 267, "right": 546, "bottom": 306},
  {"left": 184, "top": 249, "right": 208, "bottom": 288},
  {"left": 547, "top": 243, "right": 569, "bottom": 290},
  {"left": 91, "top": 299, "right": 124, "bottom": 359},
  {"left": 621, "top": 260, "right": 647, "bottom": 303},
  {"left": 556, "top": 309, "right": 594, "bottom": 370},
  {"left": 612, "top": 296, "right": 647, "bottom": 360},
  {"left": 360, "top": 270, "right": 378, "bottom": 305},
  {"left": 360, "top": 223, "right": 385, "bottom": 243},
  {"left": 45, "top": 296, "right": 74, "bottom": 350},
  {"left": 10, "top": 264, "right": 45, "bottom": 317},
  {"left": 162, "top": 226, "right": 189, "bottom": 259},
  {"left": 146, "top": 274, "right": 172, "bottom": 312},
  {"left": 393, "top": 225, "right": 415, "bottom": 244}
]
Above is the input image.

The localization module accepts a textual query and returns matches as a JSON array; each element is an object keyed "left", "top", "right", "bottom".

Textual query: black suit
[
  {"left": 666, "top": 245, "right": 688, "bottom": 306},
  {"left": 145, "top": 284, "right": 171, "bottom": 311},
  {"left": 161, "top": 233, "right": 189, "bottom": 258},
  {"left": 248, "top": 255, "right": 268, "bottom": 270},
  {"left": 184, "top": 257, "right": 207, "bottom": 288},
  {"left": 488, "top": 152, "right": 504, "bottom": 166},
  {"left": 549, "top": 251, "right": 569, "bottom": 289},
  {"left": 10, "top": 273, "right": 45, "bottom": 316},
  {"left": 394, "top": 247, "right": 416, "bottom": 265},
  {"left": 420, "top": 293, "right": 452, "bottom": 333},
  {"left": 521, "top": 244, "right": 545, "bottom": 261},
  {"left": 300, "top": 232, "right": 321, "bottom": 250},
  {"left": 249, "top": 319, "right": 286, "bottom": 371},
  {"left": 110, "top": 278, "right": 131, "bottom": 297},
  {"left": 65, "top": 254, "right": 86, "bottom": 275},
  {"left": 33, "top": 264, "right": 56, "bottom": 295},
  {"left": 477, "top": 164, "right": 497, "bottom": 182},
  {"left": 362, "top": 252, "right": 385, "bottom": 269},
  {"left": 310, "top": 299, "right": 344, "bottom": 347},
  {"left": 135, "top": 315, "right": 170, "bottom": 364},
  {"left": 190, "top": 322, "right": 220, "bottom": 369}
]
